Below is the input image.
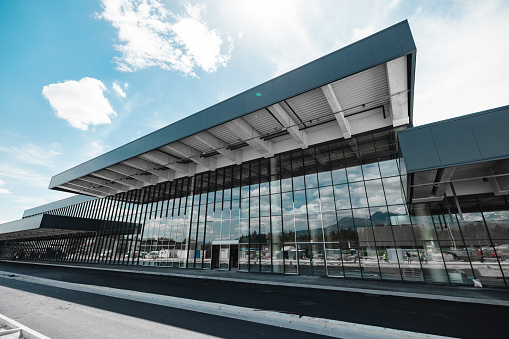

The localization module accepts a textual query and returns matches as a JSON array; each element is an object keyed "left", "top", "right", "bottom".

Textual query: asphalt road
[
  {"left": 0, "top": 276, "right": 329, "bottom": 339},
  {"left": 1, "top": 261, "right": 508, "bottom": 338}
]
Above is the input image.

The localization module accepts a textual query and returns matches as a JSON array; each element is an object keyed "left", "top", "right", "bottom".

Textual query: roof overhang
[
  {"left": 50, "top": 21, "right": 416, "bottom": 198},
  {"left": 0, "top": 214, "right": 142, "bottom": 241},
  {"left": 399, "top": 105, "right": 509, "bottom": 203}
]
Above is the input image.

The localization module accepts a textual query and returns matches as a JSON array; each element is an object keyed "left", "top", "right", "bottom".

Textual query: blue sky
[{"left": 1, "top": 0, "right": 508, "bottom": 223}]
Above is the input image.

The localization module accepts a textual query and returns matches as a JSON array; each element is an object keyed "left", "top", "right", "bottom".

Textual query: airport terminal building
[{"left": 2, "top": 21, "right": 509, "bottom": 288}]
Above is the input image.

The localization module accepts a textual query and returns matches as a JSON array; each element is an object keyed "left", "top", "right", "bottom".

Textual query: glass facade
[{"left": 2, "top": 128, "right": 509, "bottom": 288}]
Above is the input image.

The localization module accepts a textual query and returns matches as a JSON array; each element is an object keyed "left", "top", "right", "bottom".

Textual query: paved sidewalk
[{"left": 2, "top": 260, "right": 509, "bottom": 306}]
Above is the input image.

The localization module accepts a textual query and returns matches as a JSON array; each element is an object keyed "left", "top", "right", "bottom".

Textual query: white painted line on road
[
  {"left": 0, "top": 270, "right": 455, "bottom": 339},
  {"left": 4, "top": 260, "right": 509, "bottom": 307},
  {"left": 0, "top": 312, "right": 50, "bottom": 339}
]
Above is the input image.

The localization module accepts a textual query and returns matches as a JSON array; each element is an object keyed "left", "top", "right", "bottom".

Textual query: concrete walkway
[{"left": 2, "top": 260, "right": 509, "bottom": 306}]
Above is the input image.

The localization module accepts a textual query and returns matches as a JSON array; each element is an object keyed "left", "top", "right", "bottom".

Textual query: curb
[
  {"left": 3, "top": 260, "right": 509, "bottom": 307},
  {"left": 0, "top": 313, "right": 50, "bottom": 339},
  {"left": 0, "top": 271, "right": 456, "bottom": 339}
]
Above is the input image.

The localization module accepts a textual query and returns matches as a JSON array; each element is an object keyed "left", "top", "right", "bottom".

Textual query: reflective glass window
[
  {"left": 334, "top": 184, "right": 351, "bottom": 210},
  {"left": 362, "top": 162, "right": 380, "bottom": 180},
  {"left": 331, "top": 167, "right": 347, "bottom": 185},
  {"left": 346, "top": 163, "right": 363, "bottom": 182},
  {"left": 382, "top": 177, "right": 405, "bottom": 205},
  {"left": 305, "top": 188, "right": 320, "bottom": 213},
  {"left": 365, "top": 179, "right": 386, "bottom": 207},
  {"left": 317, "top": 170, "right": 332, "bottom": 187},
  {"left": 349, "top": 182, "right": 368, "bottom": 208}
]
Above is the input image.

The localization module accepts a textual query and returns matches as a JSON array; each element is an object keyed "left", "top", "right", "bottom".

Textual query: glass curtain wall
[{"left": 3, "top": 128, "right": 509, "bottom": 288}]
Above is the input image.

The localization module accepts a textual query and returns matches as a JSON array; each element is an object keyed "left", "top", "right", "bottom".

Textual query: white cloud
[
  {"left": 0, "top": 189, "right": 12, "bottom": 194},
  {"left": 97, "top": 0, "right": 233, "bottom": 76},
  {"left": 42, "top": 77, "right": 116, "bottom": 130},
  {"left": 351, "top": 25, "right": 376, "bottom": 41},
  {"left": 112, "top": 81, "right": 127, "bottom": 98},
  {"left": 0, "top": 163, "right": 50, "bottom": 188},
  {"left": 0, "top": 143, "right": 61, "bottom": 167},
  {"left": 82, "top": 140, "right": 110, "bottom": 159}
]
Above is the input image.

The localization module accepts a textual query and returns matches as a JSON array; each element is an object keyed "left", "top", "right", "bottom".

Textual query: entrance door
[
  {"left": 230, "top": 245, "right": 239, "bottom": 269},
  {"left": 211, "top": 245, "right": 220, "bottom": 269},
  {"left": 219, "top": 245, "right": 230, "bottom": 270},
  {"left": 297, "top": 243, "right": 326, "bottom": 276}
]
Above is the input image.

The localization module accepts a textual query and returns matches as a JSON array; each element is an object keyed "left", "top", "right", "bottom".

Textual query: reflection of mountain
[{"left": 371, "top": 211, "right": 401, "bottom": 226}]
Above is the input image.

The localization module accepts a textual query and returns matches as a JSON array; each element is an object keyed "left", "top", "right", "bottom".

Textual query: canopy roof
[{"left": 49, "top": 21, "right": 416, "bottom": 198}]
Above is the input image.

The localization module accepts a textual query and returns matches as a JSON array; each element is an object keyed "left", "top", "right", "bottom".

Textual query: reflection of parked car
[
  {"left": 147, "top": 251, "right": 159, "bottom": 259},
  {"left": 432, "top": 252, "right": 455, "bottom": 262},
  {"left": 443, "top": 251, "right": 459, "bottom": 261}
]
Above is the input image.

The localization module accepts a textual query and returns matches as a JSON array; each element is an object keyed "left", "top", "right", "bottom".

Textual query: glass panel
[
  {"left": 410, "top": 204, "right": 438, "bottom": 241},
  {"left": 318, "top": 170, "right": 332, "bottom": 187},
  {"left": 417, "top": 240, "right": 449, "bottom": 283},
  {"left": 334, "top": 184, "right": 351, "bottom": 210},
  {"left": 322, "top": 211, "right": 339, "bottom": 242},
  {"left": 293, "top": 190, "right": 307, "bottom": 214},
  {"left": 282, "top": 192, "right": 293, "bottom": 215},
  {"left": 239, "top": 245, "right": 249, "bottom": 271},
  {"left": 346, "top": 163, "right": 363, "bottom": 183},
  {"left": 283, "top": 242, "right": 298, "bottom": 274},
  {"left": 396, "top": 242, "right": 426, "bottom": 282},
  {"left": 260, "top": 195, "right": 271, "bottom": 217},
  {"left": 270, "top": 176, "right": 281, "bottom": 194},
  {"left": 325, "top": 242, "right": 343, "bottom": 277},
  {"left": 349, "top": 182, "right": 368, "bottom": 208},
  {"left": 219, "top": 245, "right": 229, "bottom": 270},
  {"left": 337, "top": 209, "right": 357, "bottom": 241},
  {"left": 270, "top": 194, "right": 281, "bottom": 214},
  {"left": 483, "top": 211, "right": 509, "bottom": 239},
  {"left": 294, "top": 214, "right": 309, "bottom": 242},
  {"left": 308, "top": 212, "right": 324, "bottom": 242},
  {"left": 305, "top": 172, "right": 319, "bottom": 189},
  {"left": 458, "top": 212, "right": 490, "bottom": 240},
  {"left": 377, "top": 242, "right": 402, "bottom": 281},
  {"left": 319, "top": 186, "right": 334, "bottom": 211},
  {"left": 305, "top": 188, "right": 320, "bottom": 213},
  {"left": 292, "top": 175, "right": 305, "bottom": 191},
  {"left": 272, "top": 242, "right": 284, "bottom": 273},
  {"left": 362, "top": 162, "right": 380, "bottom": 180},
  {"left": 283, "top": 215, "right": 296, "bottom": 242},
  {"left": 341, "top": 242, "right": 362, "bottom": 278},
  {"left": 260, "top": 242, "right": 272, "bottom": 272},
  {"left": 382, "top": 177, "right": 405, "bottom": 205},
  {"left": 297, "top": 243, "right": 311, "bottom": 275},
  {"left": 331, "top": 167, "right": 347, "bottom": 185},
  {"left": 379, "top": 159, "right": 399, "bottom": 178},
  {"left": 353, "top": 208, "right": 374, "bottom": 242},
  {"left": 365, "top": 179, "right": 386, "bottom": 207},
  {"left": 358, "top": 242, "right": 380, "bottom": 279}
]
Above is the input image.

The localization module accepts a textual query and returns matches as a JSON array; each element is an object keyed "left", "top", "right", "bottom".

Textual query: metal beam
[
  {"left": 140, "top": 150, "right": 192, "bottom": 175},
  {"left": 80, "top": 176, "right": 130, "bottom": 192},
  {"left": 321, "top": 84, "right": 351, "bottom": 139},
  {"left": 386, "top": 56, "right": 409, "bottom": 127},
  {"left": 107, "top": 164, "right": 158, "bottom": 185},
  {"left": 72, "top": 179, "right": 123, "bottom": 194},
  {"left": 161, "top": 142, "right": 213, "bottom": 169},
  {"left": 93, "top": 169, "right": 144, "bottom": 189},
  {"left": 224, "top": 118, "right": 273, "bottom": 157},
  {"left": 270, "top": 104, "right": 308, "bottom": 148},
  {"left": 60, "top": 183, "right": 108, "bottom": 197},
  {"left": 123, "top": 158, "right": 175, "bottom": 181},
  {"left": 192, "top": 132, "right": 242, "bottom": 164}
]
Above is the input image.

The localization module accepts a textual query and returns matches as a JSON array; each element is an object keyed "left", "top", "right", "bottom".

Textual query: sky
[{"left": 0, "top": 0, "right": 508, "bottom": 224}]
